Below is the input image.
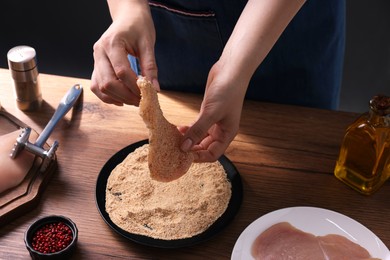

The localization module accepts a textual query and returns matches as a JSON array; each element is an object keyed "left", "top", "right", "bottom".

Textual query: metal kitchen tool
[{"left": 10, "top": 84, "right": 83, "bottom": 171}]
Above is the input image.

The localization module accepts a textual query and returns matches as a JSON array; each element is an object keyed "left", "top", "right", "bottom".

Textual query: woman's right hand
[{"left": 91, "top": 0, "right": 159, "bottom": 106}]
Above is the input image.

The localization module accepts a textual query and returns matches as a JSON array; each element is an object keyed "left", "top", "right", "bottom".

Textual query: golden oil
[{"left": 334, "top": 95, "right": 390, "bottom": 195}]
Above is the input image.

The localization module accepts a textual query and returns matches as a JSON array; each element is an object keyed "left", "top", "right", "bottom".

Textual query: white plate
[{"left": 231, "top": 206, "right": 390, "bottom": 260}]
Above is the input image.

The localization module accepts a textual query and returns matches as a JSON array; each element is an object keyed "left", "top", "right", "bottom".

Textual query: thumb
[
  {"left": 181, "top": 115, "right": 213, "bottom": 152},
  {"left": 138, "top": 46, "right": 160, "bottom": 91}
]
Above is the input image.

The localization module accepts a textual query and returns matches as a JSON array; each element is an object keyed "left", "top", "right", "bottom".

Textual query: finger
[
  {"left": 180, "top": 116, "right": 213, "bottom": 152},
  {"left": 193, "top": 150, "right": 217, "bottom": 162},
  {"left": 104, "top": 80, "right": 141, "bottom": 106},
  {"left": 192, "top": 136, "right": 227, "bottom": 162},
  {"left": 91, "top": 70, "right": 124, "bottom": 106},
  {"left": 192, "top": 147, "right": 224, "bottom": 162},
  {"left": 93, "top": 49, "right": 141, "bottom": 105},
  {"left": 177, "top": 125, "right": 190, "bottom": 135},
  {"left": 139, "top": 42, "right": 160, "bottom": 91},
  {"left": 107, "top": 43, "right": 141, "bottom": 96}
]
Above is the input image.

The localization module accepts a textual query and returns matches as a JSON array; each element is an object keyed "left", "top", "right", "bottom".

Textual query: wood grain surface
[{"left": 0, "top": 69, "right": 389, "bottom": 259}]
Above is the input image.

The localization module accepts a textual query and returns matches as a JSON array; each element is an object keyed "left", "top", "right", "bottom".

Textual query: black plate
[{"left": 95, "top": 139, "right": 243, "bottom": 248}]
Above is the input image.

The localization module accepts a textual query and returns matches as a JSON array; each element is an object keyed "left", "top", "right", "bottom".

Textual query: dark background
[
  {"left": 0, "top": 0, "right": 389, "bottom": 113},
  {"left": 339, "top": 0, "right": 390, "bottom": 112},
  {"left": 0, "top": 0, "right": 111, "bottom": 79}
]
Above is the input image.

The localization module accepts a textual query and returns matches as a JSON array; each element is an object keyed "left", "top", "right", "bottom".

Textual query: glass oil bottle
[{"left": 334, "top": 95, "right": 390, "bottom": 195}]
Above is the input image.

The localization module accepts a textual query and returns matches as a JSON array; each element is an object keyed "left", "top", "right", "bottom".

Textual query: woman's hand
[
  {"left": 180, "top": 61, "right": 248, "bottom": 162},
  {"left": 90, "top": 0, "right": 159, "bottom": 106}
]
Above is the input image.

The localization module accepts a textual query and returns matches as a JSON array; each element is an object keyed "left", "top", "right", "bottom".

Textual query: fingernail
[{"left": 181, "top": 138, "right": 193, "bottom": 152}]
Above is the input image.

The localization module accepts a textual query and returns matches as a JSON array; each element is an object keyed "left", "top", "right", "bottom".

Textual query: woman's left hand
[{"left": 180, "top": 61, "right": 248, "bottom": 162}]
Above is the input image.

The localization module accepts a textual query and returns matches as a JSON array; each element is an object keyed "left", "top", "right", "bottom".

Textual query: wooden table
[{"left": 0, "top": 68, "right": 389, "bottom": 259}]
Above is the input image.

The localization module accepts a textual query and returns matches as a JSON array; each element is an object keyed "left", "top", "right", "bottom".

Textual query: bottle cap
[
  {"left": 7, "top": 45, "right": 42, "bottom": 111},
  {"left": 7, "top": 46, "right": 37, "bottom": 72},
  {"left": 369, "top": 95, "right": 390, "bottom": 116}
]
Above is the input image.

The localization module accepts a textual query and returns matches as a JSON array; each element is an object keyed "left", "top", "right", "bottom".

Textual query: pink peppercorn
[{"left": 31, "top": 222, "right": 73, "bottom": 254}]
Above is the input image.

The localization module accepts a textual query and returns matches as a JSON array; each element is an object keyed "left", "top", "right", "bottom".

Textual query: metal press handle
[{"left": 34, "top": 84, "right": 83, "bottom": 147}]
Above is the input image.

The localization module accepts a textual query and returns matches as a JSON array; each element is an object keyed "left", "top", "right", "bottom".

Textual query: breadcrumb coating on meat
[{"left": 137, "top": 76, "right": 194, "bottom": 182}]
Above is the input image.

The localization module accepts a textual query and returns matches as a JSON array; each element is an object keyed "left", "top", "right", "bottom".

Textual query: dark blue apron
[{"left": 130, "top": 0, "right": 345, "bottom": 110}]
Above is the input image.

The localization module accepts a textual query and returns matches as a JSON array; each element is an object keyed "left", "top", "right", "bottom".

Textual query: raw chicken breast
[
  {"left": 0, "top": 129, "right": 37, "bottom": 194},
  {"left": 252, "top": 222, "right": 379, "bottom": 260}
]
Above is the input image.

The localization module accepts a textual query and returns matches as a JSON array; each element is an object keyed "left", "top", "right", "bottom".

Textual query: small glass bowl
[{"left": 24, "top": 215, "right": 78, "bottom": 259}]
